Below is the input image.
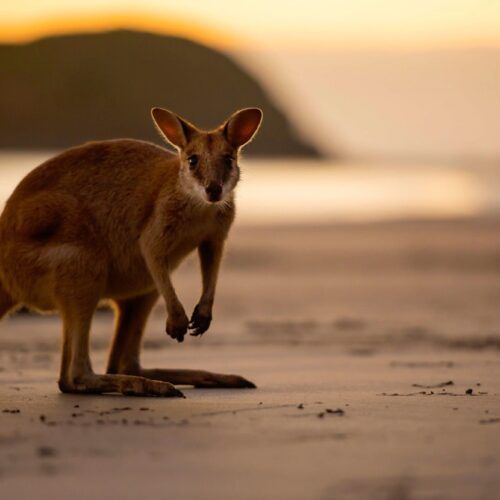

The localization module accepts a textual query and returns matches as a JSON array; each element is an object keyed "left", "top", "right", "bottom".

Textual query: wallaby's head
[{"left": 151, "top": 107, "right": 262, "bottom": 203}]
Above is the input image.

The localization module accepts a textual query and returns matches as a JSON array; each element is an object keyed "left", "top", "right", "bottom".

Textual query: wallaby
[{"left": 0, "top": 107, "right": 262, "bottom": 397}]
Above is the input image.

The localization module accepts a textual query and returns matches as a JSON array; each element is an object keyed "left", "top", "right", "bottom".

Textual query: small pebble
[
  {"left": 37, "top": 446, "right": 57, "bottom": 458},
  {"left": 466, "top": 388, "right": 473, "bottom": 395},
  {"left": 297, "top": 404, "right": 304, "bottom": 409},
  {"left": 326, "top": 408, "right": 345, "bottom": 416}
]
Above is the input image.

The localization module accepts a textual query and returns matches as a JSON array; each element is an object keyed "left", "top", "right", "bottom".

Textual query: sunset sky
[
  {"left": 2, "top": 1, "right": 500, "bottom": 159},
  {"left": 1, "top": 0, "right": 500, "bottom": 50}
]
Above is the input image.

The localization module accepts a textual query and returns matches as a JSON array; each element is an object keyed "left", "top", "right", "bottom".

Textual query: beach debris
[
  {"left": 333, "top": 317, "right": 366, "bottom": 331},
  {"left": 390, "top": 361, "right": 454, "bottom": 368},
  {"left": 412, "top": 380, "right": 454, "bottom": 389},
  {"left": 39, "top": 414, "right": 46, "bottom": 422},
  {"left": 297, "top": 404, "right": 304, "bottom": 409},
  {"left": 318, "top": 408, "right": 345, "bottom": 418},
  {"left": 37, "top": 446, "right": 57, "bottom": 457},
  {"left": 479, "top": 418, "right": 500, "bottom": 425},
  {"left": 325, "top": 408, "right": 345, "bottom": 416},
  {"left": 379, "top": 392, "right": 425, "bottom": 396},
  {"left": 379, "top": 390, "right": 480, "bottom": 397},
  {"left": 2, "top": 408, "right": 20, "bottom": 413}
]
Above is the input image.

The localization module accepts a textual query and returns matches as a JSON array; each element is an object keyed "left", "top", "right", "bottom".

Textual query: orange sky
[
  {"left": 1, "top": 0, "right": 500, "bottom": 50},
  {"left": 0, "top": 11, "right": 236, "bottom": 49}
]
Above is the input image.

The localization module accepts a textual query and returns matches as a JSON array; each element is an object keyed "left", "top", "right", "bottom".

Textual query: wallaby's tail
[{"left": 0, "top": 278, "right": 15, "bottom": 321}]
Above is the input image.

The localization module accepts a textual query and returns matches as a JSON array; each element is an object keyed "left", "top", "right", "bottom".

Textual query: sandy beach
[{"left": 1, "top": 219, "right": 500, "bottom": 499}]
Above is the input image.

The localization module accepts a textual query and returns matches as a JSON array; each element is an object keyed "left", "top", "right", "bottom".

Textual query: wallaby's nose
[{"left": 205, "top": 182, "right": 223, "bottom": 202}]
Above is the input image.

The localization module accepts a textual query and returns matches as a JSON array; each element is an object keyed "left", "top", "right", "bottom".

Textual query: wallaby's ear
[
  {"left": 224, "top": 108, "right": 263, "bottom": 148},
  {"left": 151, "top": 107, "right": 198, "bottom": 149}
]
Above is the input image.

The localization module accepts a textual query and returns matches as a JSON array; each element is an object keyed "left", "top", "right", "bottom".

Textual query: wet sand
[{"left": 1, "top": 218, "right": 500, "bottom": 499}]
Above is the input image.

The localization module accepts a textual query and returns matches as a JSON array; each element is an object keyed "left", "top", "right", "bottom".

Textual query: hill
[{"left": 0, "top": 30, "right": 320, "bottom": 156}]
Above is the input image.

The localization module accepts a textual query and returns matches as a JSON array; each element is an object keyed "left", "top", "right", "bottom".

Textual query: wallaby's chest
[{"left": 165, "top": 209, "right": 220, "bottom": 265}]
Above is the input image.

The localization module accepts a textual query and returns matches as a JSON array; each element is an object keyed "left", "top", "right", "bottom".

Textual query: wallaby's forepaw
[
  {"left": 189, "top": 304, "right": 212, "bottom": 337},
  {"left": 166, "top": 312, "right": 189, "bottom": 343}
]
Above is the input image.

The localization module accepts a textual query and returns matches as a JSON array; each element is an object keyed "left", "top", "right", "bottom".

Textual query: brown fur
[{"left": 0, "top": 107, "right": 262, "bottom": 397}]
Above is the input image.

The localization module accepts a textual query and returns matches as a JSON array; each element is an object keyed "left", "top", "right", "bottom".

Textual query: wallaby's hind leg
[
  {"left": 58, "top": 293, "right": 183, "bottom": 397},
  {"left": 107, "top": 290, "right": 160, "bottom": 375},
  {"left": 107, "top": 292, "right": 255, "bottom": 389}
]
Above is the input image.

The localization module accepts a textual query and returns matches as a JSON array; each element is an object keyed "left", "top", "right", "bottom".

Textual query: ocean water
[{"left": 1, "top": 152, "right": 499, "bottom": 225}]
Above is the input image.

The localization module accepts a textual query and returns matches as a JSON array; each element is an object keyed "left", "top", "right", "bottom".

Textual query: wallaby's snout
[
  {"left": 151, "top": 107, "right": 262, "bottom": 204},
  {"left": 205, "top": 181, "right": 223, "bottom": 203}
]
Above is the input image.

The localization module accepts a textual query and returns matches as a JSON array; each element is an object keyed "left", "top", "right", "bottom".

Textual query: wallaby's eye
[
  {"left": 187, "top": 155, "right": 199, "bottom": 169},
  {"left": 223, "top": 155, "right": 233, "bottom": 170}
]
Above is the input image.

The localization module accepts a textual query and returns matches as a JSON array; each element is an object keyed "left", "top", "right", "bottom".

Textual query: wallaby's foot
[
  {"left": 59, "top": 373, "right": 185, "bottom": 397},
  {"left": 135, "top": 368, "right": 256, "bottom": 389}
]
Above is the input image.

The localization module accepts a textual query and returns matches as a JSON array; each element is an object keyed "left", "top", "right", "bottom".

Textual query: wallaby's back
[{"left": 1, "top": 139, "right": 177, "bottom": 244}]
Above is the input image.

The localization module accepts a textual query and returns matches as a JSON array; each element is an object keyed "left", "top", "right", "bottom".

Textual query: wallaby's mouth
[{"left": 207, "top": 194, "right": 222, "bottom": 203}]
